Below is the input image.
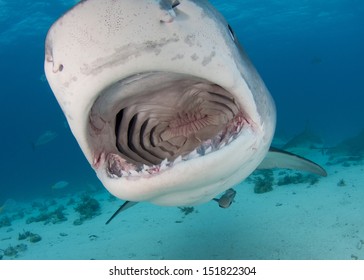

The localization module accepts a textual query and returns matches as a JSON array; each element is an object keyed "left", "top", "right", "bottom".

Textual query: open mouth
[{"left": 89, "top": 72, "right": 253, "bottom": 178}]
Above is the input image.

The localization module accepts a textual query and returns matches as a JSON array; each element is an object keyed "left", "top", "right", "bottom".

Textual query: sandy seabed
[{"left": 1, "top": 150, "right": 363, "bottom": 260}]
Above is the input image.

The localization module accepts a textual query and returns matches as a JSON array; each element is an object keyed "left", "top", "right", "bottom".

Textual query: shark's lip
[{"left": 88, "top": 71, "right": 257, "bottom": 180}]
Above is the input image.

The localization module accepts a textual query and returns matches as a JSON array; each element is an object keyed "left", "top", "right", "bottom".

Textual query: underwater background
[
  {"left": 0, "top": 0, "right": 363, "bottom": 260},
  {"left": 0, "top": 0, "right": 363, "bottom": 200}
]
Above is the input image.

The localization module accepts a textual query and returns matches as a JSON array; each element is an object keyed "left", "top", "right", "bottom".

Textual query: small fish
[
  {"left": 213, "top": 188, "right": 237, "bottom": 208},
  {"left": 32, "top": 130, "right": 58, "bottom": 150},
  {"left": 51, "top": 180, "right": 69, "bottom": 190}
]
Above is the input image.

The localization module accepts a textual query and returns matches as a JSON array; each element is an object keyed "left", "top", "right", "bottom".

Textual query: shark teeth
[
  {"left": 123, "top": 128, "right": 245, "bottom": 178},
  {"left": 183, "top": 149, "right": 199, "bottom": 161},
  {"left": 129, "top": 170, "right": 139, "bottom": 176},
  {"left": 174, "top": 155, "right": 183, "bottom": 164},
  {"left": 106, "top": 112, "right": 250, "bottom": 179}
]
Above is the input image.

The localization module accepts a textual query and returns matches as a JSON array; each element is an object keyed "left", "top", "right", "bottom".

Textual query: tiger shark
[{"left": 44, "top": 0, "right": 326, "bottom": 211}]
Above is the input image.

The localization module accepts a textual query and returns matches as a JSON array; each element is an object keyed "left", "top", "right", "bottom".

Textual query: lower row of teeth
[
  {"left": 107, "top": 133, "right": 241, "bottom": 179},
  {"left": 106, "top": 113, "right": 247, "bottom": 178}
]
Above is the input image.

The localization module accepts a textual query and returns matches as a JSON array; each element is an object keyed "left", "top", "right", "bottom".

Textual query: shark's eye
[{"left": 228, "top": 24, "right": 236, "bottom": 42}]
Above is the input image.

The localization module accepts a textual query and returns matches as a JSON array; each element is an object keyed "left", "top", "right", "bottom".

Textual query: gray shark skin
[{"left": 44, "top": 0, "right": 326, "bottom": 209}]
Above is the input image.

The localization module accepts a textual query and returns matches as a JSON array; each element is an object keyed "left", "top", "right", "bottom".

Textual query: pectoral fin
[
  {"left": 105, "top": 201, "right": 138, "bottom": 224},
  {"left": 258, "top": 147, "right": 327, "bottom": 176}
]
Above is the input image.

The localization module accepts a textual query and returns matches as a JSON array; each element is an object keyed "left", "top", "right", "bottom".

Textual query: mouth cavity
[{"left": 89, "top": 73, "right": 252, "bottom": 178}]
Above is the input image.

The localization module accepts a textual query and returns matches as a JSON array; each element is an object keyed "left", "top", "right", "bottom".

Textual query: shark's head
[{"left": 44, "top": 0, "right": 276, "bottom": 206}]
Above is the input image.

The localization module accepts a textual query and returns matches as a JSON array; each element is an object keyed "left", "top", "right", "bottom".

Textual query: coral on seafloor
[
  {"left": 337, "top": 179, "right": 346, "bottom": 187},
  {"left": 0, "top": 216, "right": 12, "bottom": 228},
  {"left": 67, "top": 198, "right": 75, "bottom": 206},
  {"left": 0, "top": 243, "right": 28, "bottom": 259},
  {"left": 251, "top": 170, "right": 274, "bottom": 194},
  {"left": 178, "top": 207, "right": 195, "bottom": 216},
  {"left": 248, "top": 169, "right": 320, "bottom": 194},
  {"left": 29, "top": 233, "right": 42, "bottom": 243},
  {"left": 18, "top": 230, "right": 31, "bottom": 240},
  {"left": 277, "top": 173, "right": 319, "bottom": 186},
  {"left": 2, "top": 246, "right": 18, "bottom": 257},
  {"left": 26, "top": 205, "right": 67, "bottom": 225},
  {"left": 73, "top": 193, "right": 101, "bottom": 225},
  {"left": 0, "top": 243, "right": 28, "bottom": 260},
  {"left": 17, "top": 230, "right": 42, "bottom": 243}
]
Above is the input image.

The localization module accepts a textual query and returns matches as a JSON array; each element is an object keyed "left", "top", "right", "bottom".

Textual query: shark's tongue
[{"left": 115, "top": 82, "right": 240, "bottom": 166}]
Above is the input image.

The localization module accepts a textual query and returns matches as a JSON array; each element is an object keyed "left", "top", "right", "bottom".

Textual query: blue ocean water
[{"left": 0, "top": 0, "right": 363, "bottom": 205}]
